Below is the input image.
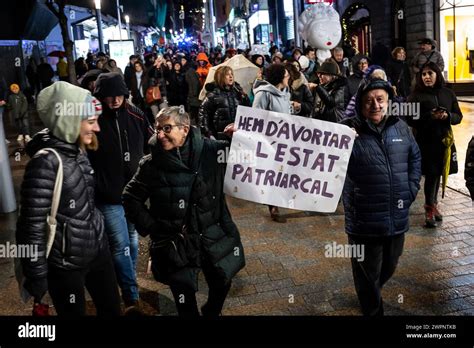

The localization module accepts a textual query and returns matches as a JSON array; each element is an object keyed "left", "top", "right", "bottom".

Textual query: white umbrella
[{"left": 199, "top": 54, "right": 260, "bottom": 101}]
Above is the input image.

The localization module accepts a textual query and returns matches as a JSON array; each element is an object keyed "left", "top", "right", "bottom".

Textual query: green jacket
[
  {"left": 7, "top": 92, "right": 28, "bottom": 119},
  {"left": 123, "top": 127, "right": 245, "bottom": 290}
]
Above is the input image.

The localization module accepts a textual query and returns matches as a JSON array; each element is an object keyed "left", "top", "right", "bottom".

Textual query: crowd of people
[{"left": 2, "top": 36, "right": 471, "bottom": 318}]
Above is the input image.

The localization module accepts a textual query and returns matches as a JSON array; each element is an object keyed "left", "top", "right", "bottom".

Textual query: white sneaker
[
  {"left": 24, "top": 135, "right": 32, "bottom": 143},
  {"left": 17, "top": 135, "right": 24, "bottom": 143}
]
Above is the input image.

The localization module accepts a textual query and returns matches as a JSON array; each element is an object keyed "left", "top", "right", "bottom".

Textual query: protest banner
[{"left": 223, "top": 106, "right": 356, "bottom": 212}]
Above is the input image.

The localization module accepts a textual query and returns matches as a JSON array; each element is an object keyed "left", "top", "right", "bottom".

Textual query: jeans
[
  {"left": 97, "top": 204, "right": 139, "bottom": 303},
  {"left": 424, "top": 175, "right": 441, "bottom": 205}
]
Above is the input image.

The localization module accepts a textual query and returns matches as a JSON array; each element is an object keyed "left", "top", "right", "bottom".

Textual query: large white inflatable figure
[{"left": 298, "top": 3, "right": 342, "bottom": 64}]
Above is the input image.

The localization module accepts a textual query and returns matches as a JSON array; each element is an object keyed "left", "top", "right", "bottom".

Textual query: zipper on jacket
[
  {"left": 115, "top": 114, "right": 124, "bottom": 158},
  {"left": 124, "top": 129, "right": 130, "bottom": 158},
  {"left": 379, "top": 136, "right": 394, "bottom": 234},
  {"left": 62, "top": 222, "right": 67, "bottom": 254}
]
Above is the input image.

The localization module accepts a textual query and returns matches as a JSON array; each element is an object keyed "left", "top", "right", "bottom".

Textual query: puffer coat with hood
[
  {"left": 340, "top": 79, "right": 422, "bottom": 237},
  {"left": 16, "top": 82, "right": 108, "bottom": 301},
  {"left": 252, "top": 79, "right": 292, "bottom": 114}
]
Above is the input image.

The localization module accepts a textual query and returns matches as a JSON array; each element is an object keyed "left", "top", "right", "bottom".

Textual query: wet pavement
[{"left": 0, "top": 102, "right": 473, "bottom": 316}]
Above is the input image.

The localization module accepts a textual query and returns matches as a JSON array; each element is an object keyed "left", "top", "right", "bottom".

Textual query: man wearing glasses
[{"left": 89, "top": 72, "right": 154, "bottom": 315}]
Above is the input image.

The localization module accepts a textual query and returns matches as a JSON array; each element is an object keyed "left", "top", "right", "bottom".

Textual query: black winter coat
[
  {"left": 407, "top": 86, "right": 463, "bottom": 176},
  {"left": 88, "top": 102, "right": 154, "bottom": 204},
  {"left": 340, "top": 116, "right": 422, "bottom": 237},
  {"left": 198, "top": 82, "right": 250, "bottom": 136},
  {"left": 312, "top": 77, "right": 346, "bottom": 123},
  {"left": 386, "top": 58, "right": 411, "bottom": 98},
  {"left": 345, "top": 70, "right": 363, "bottom": 104},
  {"left": 290, "top": 78, "right": 313, "bottom": 117},
  {"left": 16, "top": 130, "right": 108, "bottom": 299},
  {"left": 123, "top": 127, "right": 245, "bottom": 290}
]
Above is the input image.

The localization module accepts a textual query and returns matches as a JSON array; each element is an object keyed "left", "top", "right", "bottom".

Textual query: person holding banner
[
  {"left": 252, "top": 63, "right": 293, "bottom": 223},
  {"left": 341, "top": 79, "right": 421, "bottom": 316},
  {"left": 123, "top": 107, "right": 245, "bottom": 317}
]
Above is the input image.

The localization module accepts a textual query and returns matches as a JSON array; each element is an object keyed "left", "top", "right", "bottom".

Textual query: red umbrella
[{"left": 47, "top": 50, "right": 65, "bottom": 58}]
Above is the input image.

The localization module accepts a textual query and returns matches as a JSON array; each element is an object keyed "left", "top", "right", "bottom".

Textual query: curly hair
[{"left": 265, "top": 64, "right": 289, "bottom": 87}]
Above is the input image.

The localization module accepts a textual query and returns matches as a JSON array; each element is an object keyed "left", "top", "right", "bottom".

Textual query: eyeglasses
[{"left": 156, "top": 124, "right": 182, "bottom": 134}]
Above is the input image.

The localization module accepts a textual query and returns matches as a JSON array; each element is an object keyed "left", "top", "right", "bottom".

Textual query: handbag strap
[{"left": 40, "top": 148, "right": 64, "bottom": 257}]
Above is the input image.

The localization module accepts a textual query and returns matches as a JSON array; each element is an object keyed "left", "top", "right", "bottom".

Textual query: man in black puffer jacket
[
  {"left": 123, "top": 107, "right": 245, "bottom": 317},
  {"left": 89, "top": 72, "right": 154, "bottom": 314},
  {"left": 198, "top": 66, "right": 250, "bottom": 138},
  {"left": 340, "top": 79, "right": 421, "bottom": 316}
]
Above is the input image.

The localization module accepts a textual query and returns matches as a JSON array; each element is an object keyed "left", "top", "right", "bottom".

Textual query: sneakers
[
  {"left": 24, "top": 135, "right": 32, "bottom": 143},
  {"left": 424, "top": 205, "right": 437, "bottom": 228},
  {"left": 433, "top": 203, "right": 443, "bottom": 222},
  {"left": 269, "top": 206, "right": 287, "bottom": 223}
]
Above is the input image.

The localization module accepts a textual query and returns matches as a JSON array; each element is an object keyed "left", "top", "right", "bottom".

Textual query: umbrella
[
  {"left": 199, "top": 54, "right": 260, "bottom": 101},
  {"left": 47, "top": 50, "right": 65, "bottom": 58}
]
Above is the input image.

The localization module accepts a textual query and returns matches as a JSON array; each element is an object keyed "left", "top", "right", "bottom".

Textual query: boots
[
  {"left": 433, "top": 203, "right": 443, "bottom": 222},
  {"left": 424, "top": 205, "right": 437, "bottom": 228},
  {"left": 269, "top": 206, "right": 287, "bottom": 223}
]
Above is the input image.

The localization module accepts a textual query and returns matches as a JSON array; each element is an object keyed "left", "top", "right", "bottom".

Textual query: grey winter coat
[{"left": 252, "top": 80, "right": 291, "bottom": 114}]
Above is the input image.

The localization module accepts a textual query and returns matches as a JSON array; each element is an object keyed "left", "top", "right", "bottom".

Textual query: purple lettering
[
  {"left": 241, "top": 167, "right": 253, "bottom": 183},
  {"left": 256, "top": 141, "right": 268, "bottom": 158},
  {"left": 327, "top": 133, "right": 339, "bottom": 148},
  {"left": 288, "top": 147, "right": 301, "bottom": 166},
  {"left": 327, "top": 155, "right": 340, "bottom": 172},
  {"left": 264, "top": 170, "right": 276, "bottom": 185},
  {"left": 339, "top": 135, "right": 351, "bottom": 150},
  {"left": 302, "top": 148, "right": 314, "bottom": 167},
  {"left": 321, "top": 181, "right": 334, "bottom": 198},
  {"left": 277, "top": 122, "right": 290, "bottom": 139},
  {"left": 275, "top": 143, "right": 288, "bottom": 162},
  {"left": 255, "top": 168, "right": 266, "bottom": 185},
  {"left": 301, "top": 129, "right": 312, "bottom": 142},
  {"left": 232, "top": 164, "right": 244, "bottom": 179},
  {"left": 311, "top": 153, "right": 325, "bottom": 171},
  {"left": 265, "top": 121, "right": 278, "bottom": 136},
  {"left": 289, "top": 175, "right": 300, "bottom": 190},
  {"left": 300, "top": 179, "right": 312, "bottom": 193}
]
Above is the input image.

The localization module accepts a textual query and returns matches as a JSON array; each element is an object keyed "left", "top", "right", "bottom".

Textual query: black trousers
[
  {"left": 47, "top": 251, "right": 122, "bottom": 317},
  {"left": 348, "top": 233, "right": 405, "bottom": 316},
  {"left": 424, "top": 175, "right": 441, "bottom": 205},
  {"left": 169, "top": 257, "right": 231, "bottom": 317}
]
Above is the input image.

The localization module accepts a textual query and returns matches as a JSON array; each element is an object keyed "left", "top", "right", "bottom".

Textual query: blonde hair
[{"left": 391, "top": 47, "right": 406, "bottom": 59}]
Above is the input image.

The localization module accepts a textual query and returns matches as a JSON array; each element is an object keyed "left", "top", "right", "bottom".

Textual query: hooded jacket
[
  {"left": 252, "top": 79, "right": 291, "bottom": 114},
  {"left": 90, "top": 73, "right": 154, "bottom": 204},
  {"left": 122, "top": 127, "right": 245, "bottom": 289},
  {"left": 16, "top": 82, "right": 108, "bottom": 301},
  {"left": 340, "top": 81, "right": 422, "bottom": 237},
  {"left": 196, "top": 52, "right": 212, "bottom": 87},
  {"left": 7, "top": 92, "right": 28, "bottom": 120}
]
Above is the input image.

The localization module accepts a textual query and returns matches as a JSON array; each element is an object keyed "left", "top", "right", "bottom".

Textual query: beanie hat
[
  {"left": 316, "top": 60, "right": 341, "bottom": 76},
  {"left": 37, "top": 81, "right": 102, "bottom": 144},
  {"left": 93, "top": 72, "right": 129, "bottom": 100},
  {"left": 355, "top": 78, "right": 394, "bottom": 117}
]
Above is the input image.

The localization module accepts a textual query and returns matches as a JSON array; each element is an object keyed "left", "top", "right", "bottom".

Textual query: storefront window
[{"left": 439, "top": 0, "right": 474, "bottom": 82}]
